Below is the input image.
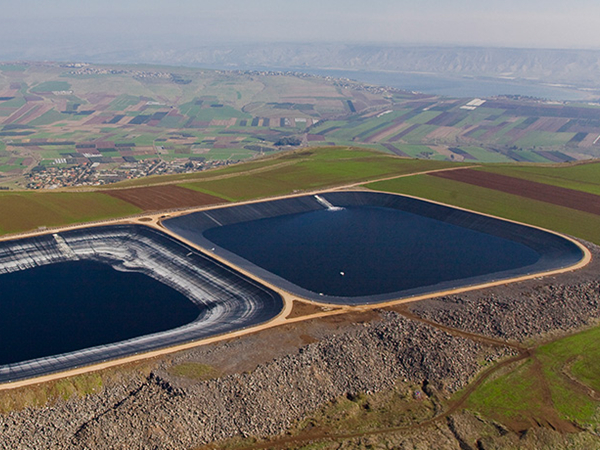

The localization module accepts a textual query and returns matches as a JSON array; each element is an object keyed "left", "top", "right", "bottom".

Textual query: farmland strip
[
  {"left": 483, "top": 101, "right": 600, "bottom": 120},
  {"left": 568, "top": 132, "right": 588, "bottom": 144},
  {"left": 389, "top": 124, "right": 420, "bottom": 142},
  {"left": 355, "top": 121, "right": 392, "bottom": 140},
  {"left": 431, "top": 169, "right": 600, "bottom": 215},
  {"left": 315, "top": 126, "right": 341, "bottom": 136},
  {"left": 101, "top": 185, "right": 225, "bottom": 211},
  {"left": 533, "top": 151, "right": 576, "bottom": 163},
  {"left": 382, "top": 143, "right": 409, "bottom": 157},
  {"left": 3, "top": 103, "right": 37, "bottom": 125}
]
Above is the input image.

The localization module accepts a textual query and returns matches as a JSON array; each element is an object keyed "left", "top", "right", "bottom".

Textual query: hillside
[{"left": 126, "top": 44, "right": 600, "bottom": 89}]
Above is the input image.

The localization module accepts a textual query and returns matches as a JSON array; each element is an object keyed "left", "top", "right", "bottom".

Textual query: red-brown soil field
[
  {"left": 101, "top": 185, "right": 225, "bottom": 211},
  {"left": 431, "top": 168, "right": 600, "bottom": 215}
]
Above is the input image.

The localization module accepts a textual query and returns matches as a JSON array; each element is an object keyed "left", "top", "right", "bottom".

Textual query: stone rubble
[
  {"left": 0, "top": 311, "right": 502, "bottom": 449},
  {"left": 410, "top": 240, "right": 600, "bottom": 342}
]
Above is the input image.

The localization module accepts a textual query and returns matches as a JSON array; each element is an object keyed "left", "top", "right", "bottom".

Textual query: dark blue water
[
  {"left": 0, "top": 260, "right": 200, "bottom": 365},
  {"left": 204, "top": 206, "right": 541, "bottom": 298}
]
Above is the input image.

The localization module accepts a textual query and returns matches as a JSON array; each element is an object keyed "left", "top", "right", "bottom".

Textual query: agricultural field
[
  {"left": 478, "top": 162, "right": 600, "bottom": 195},
  {"left": 178, "top": 147, "right": 459, "bottom": 201},
  {"left": 0, "top": 62, "right": 397, "bottom": 189},
  {"left": 101, "top": 185, "right": 224, "bottom": 211},
  {"left": 1, "top": 62, "right": 600, "bottom": 191},
  {"left": 0, "top": 191, "right": 140, "bottom": 235},
  {"left": 312, "top": 97, "right": 600, "bottom": 163}
]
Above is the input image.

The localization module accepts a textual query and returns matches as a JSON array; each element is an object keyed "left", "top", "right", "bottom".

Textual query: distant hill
[
  {"left": 130, "top": 44, "right": 600, "bottom": 88},
  {"left": 4, "top": 42, "right": 600, "bottom": 89}
]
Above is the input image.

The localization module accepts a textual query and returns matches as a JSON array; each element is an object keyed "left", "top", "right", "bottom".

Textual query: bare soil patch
[
  {"left": 167, "top": 310, "right": 383, "bottom": 379},
  {"left": 101, "top": 185, "right": 224, "bottom": 211},
  {"left": 580, "top": 133, "right": 599, "bottom": 148},
  {"left": 286, "top": 300, "right": 337, "bottom": 319},
  {"left": 317, "top": 309, "right": 380, "bottom": 326},
  {"left": 425, "top": 126, "right": 461, "bottom": 140},
  {"left": 431, "top": 168, "right": 600, "bottom": 215},
  {"left": 531, "top": 117, "right": 570, "bottom": 133},
  {"left": 365, "top": 121, "right": 408, "bottom": 143},
  {"left": 3, "top": 103, "right": 37, "bottom": 125}
]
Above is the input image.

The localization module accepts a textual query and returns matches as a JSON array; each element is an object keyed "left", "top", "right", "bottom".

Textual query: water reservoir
[
  {"left": 164, "top": 191, "right": 584, "bottom": 305},
  {"left": 0, "top": 225, "right": 282, "bottom": 383}
]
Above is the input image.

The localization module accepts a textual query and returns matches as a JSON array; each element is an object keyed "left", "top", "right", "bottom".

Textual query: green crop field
[
  {"left": 402, "top": 124, "right": 439, "bottom": 142},
  {"left": 0, "top": 165, "right": 22, "bottom": 173},
  {"left": 30, "top": 81, "right": 71, "bottom": 93},
  {"left": 0, "top": 97, "right": 26, "bottom": 108},
  {"left": 405, "top": 110, "right": 443, "bottom": 124},
  {"left": 188, "top": 105, "right": 251, "bottom": 121},
  {"left": 393, "top": 144, "right": 438, "bottom": 158},
  {"left": 457, "top": 146, "right": 513, "bottom": 162},
  {"left": 108, "top": 94, "right": 141, "bottom": 111},
  {"left": 29, "top": 110, "right": 76, "bottom": 126},
  {"left": 515, "top": 130, "right": 576, "bottom": 147},
  {"left": 180, "top": 147, "right": 458, "bottom": 201},
  {"left": 0, "top": 192, "right": 141, "bottom": 235},
  {"left": 204, "top": 148, "right": 255, "bottom": 161}
]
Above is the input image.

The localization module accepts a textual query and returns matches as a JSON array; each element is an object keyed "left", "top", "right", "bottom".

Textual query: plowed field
[
  {"left": 102, "top": 185, "right": 225, "bottom": 211},
  {"left": 431, "top": 169, "right": 600, "bottom": 215}
]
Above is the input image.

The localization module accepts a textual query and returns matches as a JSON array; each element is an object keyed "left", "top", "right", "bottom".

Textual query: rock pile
[{"left": 0, "top": 311, "right": 500, "bottom": 449}]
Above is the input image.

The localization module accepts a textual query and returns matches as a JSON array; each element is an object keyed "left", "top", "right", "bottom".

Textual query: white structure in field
[{"left": 460, "top": 98, "right": 487, "bottom": 110}]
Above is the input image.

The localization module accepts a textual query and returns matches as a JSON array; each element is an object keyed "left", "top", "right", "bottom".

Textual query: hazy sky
[{"left": 1, "top": 0, "right": 599, "bottom": 55}]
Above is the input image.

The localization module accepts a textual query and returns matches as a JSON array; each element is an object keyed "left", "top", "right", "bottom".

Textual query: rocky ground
[
  {"left": 0, "top": 310, "right": 506, "bottom": 449},
  {"left": 409, "top": 241, "right": 600, "bottom": 342},
  {"left": 0, "top": 241, "right": 599, "bottom": 449}
]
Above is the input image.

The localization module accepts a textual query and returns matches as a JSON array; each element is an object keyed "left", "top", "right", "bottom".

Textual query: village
[{"left": 24, "top": 157, "right": 234, "bottom": 190}]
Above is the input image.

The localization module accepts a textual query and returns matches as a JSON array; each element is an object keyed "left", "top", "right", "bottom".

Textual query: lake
[{"left": 298, "top": 68, "right": 590, "bottom": 101}]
